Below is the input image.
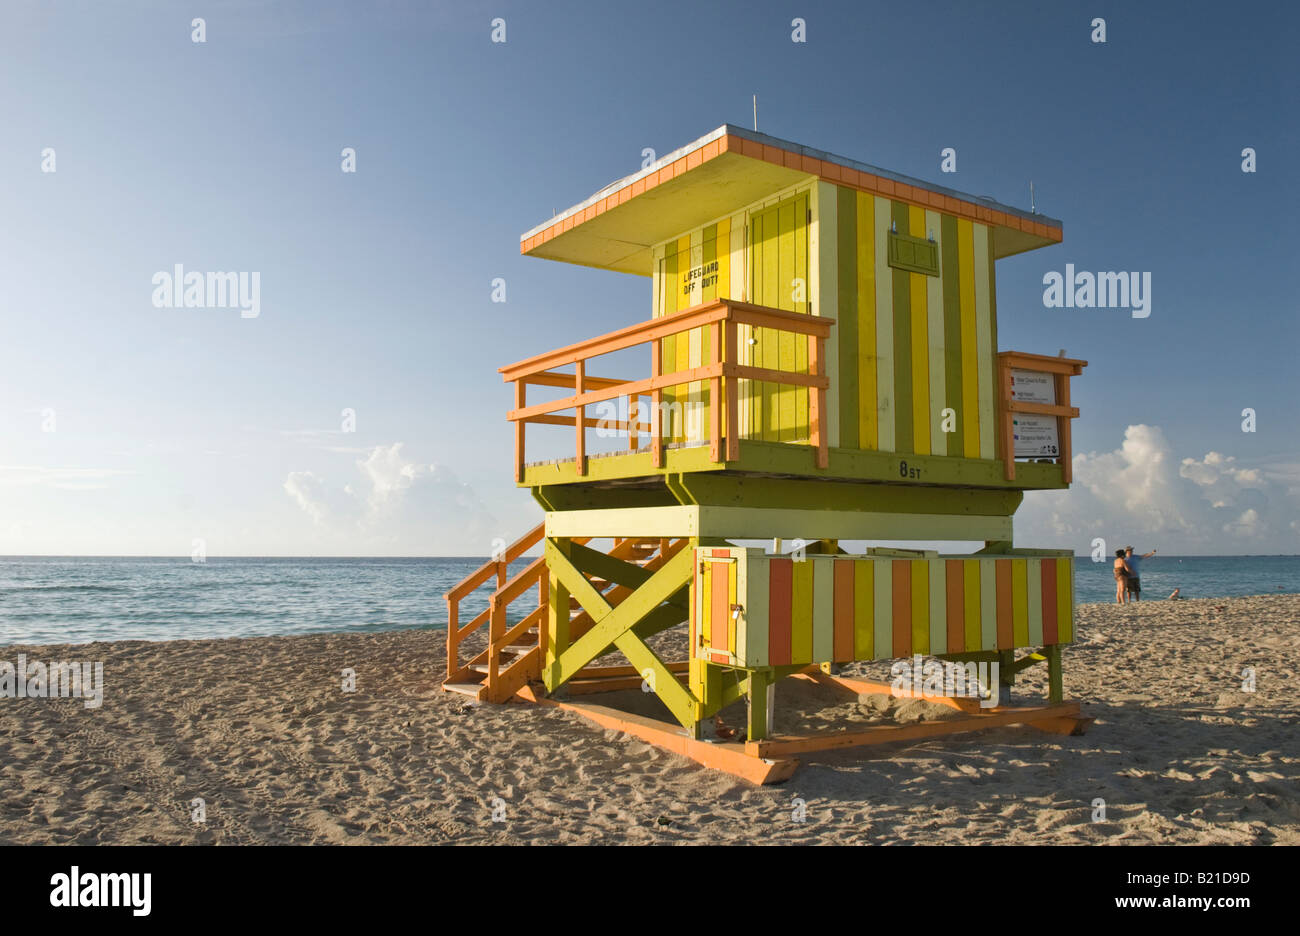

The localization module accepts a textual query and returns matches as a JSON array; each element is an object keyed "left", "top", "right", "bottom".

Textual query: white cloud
[
  {"left": 283, "top": 470, "right": 331, "bottom": 524},
  {"left": 283, "top": 443, "right": 508, "bottom": 554},
  {"left": 1016, "top": 425, "right": 1300, "bottom": 554}
]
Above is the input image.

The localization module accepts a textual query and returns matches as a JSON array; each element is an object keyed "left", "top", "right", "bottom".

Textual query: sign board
[
  {"left": 1010, "top": 369, "right": 1059, "bottom": 457},
  {"left": 1009, "top": 369, "right": 1056, "bottom": 405},
  {"left": 1013, "top": 416, "right": 1060, "bottom": 457}
]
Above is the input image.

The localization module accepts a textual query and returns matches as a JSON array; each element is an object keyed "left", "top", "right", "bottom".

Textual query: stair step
[
  {"left": 443, "top": 682, "right": 485, "bottom": 698},
  {"left": 469, "top": 655, "right": 531, "bottom": 675}
]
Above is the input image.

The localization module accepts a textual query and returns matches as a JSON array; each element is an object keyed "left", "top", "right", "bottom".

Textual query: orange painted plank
[
  {"left": 711, "top": 559, "right": 730, "bottom": 654},
  {"left": 892, "top": 560, "right": 912, "bottom": 657},
  {"left": 945, "top": 559, "right": 965, "bottom": 652},
  {"left": 833, "top": 559, "right": 854, "bottom": 663},
  {"left": 769, "top": 558, "right": 793, "bottom": 666},
  {"left": 1041, "top": 557, "right": 1059, "bottom": 644},
  {"left": 515, "top": 688, "right": 799, "bottom": 785},
  {"left": 995, "top": 560, "right": 1013, "bottom": 649}
]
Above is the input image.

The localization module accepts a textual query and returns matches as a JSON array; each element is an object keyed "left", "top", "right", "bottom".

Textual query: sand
[{"left": 1, "top": 594, "right": 1296, "bottom": 845}]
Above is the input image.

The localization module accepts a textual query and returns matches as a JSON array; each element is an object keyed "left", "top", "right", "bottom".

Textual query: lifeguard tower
[{"left": 445, "top": 126, "right": 1090, "bottom": 782}]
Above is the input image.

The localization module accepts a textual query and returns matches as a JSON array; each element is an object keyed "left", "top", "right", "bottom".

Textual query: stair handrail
[{"left": 445, "top": 521, "right": 544, "bottom": 681}]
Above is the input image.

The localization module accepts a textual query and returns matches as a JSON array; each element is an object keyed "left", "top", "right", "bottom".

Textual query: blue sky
[{"left": 2, "top": 0, "right": 1297, "bottom": 556}]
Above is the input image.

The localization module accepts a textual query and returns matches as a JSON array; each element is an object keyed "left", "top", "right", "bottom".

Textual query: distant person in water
[
  {"left": 1124, "top": 546, "right": 1157, "bottom": 601},
  {"left": 1113, "top": 549, "right": 1133, "bottom": 604},
  {"left": 1169, "top": 588, "right": 1183, "bottom": 600}
]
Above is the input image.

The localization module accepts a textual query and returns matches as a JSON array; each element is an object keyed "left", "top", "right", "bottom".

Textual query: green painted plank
[
  {"left": 778, "top": 199, "right": 797, "bottom": 440},
  {"left": 550, "top": 543, "right": 696, "bottom": 687},
  {"left": 614, "top": 630, "right": 699, "bottom": 728},
  {"left": 941, "top": 213, "right": 963, "bottom": 458},
  {"left": 795, "top": 193, "right": 809, "bottom": 439},
  {"left": 837, "top": 186, "right": 860, "bottom": 449}
]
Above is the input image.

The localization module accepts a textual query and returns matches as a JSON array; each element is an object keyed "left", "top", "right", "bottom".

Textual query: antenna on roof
[
  {"left": 753, "top": 94, "right": 758, "bottom": 132},
  {"left": 1030, "top": 181, "right": 1036, "bottom": 214}
]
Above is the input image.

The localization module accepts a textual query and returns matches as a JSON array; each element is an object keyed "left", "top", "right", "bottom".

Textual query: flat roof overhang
[{"left": 522, "top": 125, "right": 1063, "bottom": 276}]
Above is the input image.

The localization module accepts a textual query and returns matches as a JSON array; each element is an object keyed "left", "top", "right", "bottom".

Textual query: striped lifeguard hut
[{"left": 444, "top": 125, "right": 1090, "bottom": 782}]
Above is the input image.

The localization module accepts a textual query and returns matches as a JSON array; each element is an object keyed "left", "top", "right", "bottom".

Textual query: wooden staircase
[{"left": 443, "top": 523, "right": 685, "bottom": 703}]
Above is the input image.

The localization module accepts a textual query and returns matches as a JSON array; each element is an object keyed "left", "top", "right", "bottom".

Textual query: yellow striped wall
[
  {"left": 650, "top": 182, "right": 999, "bottom": 459},
  {"left": 651, "top": 183, "right": 813, "bottom": 445},
  {"left": 695, "top": 548, "right": 1075, "bottom": 669},
  {"left": 829, "top": 185, "right": 999, "bottom": 460}
]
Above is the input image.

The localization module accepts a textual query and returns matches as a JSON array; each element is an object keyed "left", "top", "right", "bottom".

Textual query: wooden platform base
[
  {"left": 513, "top": 685, "right": 798, "bottom": 784},
  {"left": 512, "top": 673, "right": 1093, "bottom": 785}
]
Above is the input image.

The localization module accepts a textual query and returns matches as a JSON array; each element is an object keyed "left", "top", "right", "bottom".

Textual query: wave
[{"left": 0, "top": 585, "right": 127, "bottom": 594}]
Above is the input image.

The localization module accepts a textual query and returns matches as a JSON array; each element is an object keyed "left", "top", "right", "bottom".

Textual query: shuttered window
[{"left": 887, "top": 232, "right": 940, "bottom": 276}]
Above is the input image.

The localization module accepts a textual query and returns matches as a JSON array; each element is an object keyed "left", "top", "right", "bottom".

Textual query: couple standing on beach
[{"left": 1113, "top": 545, "right": 1156, "bottom": 604}]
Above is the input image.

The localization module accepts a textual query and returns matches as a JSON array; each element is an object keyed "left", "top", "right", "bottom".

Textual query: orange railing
[
  {"left": 997, "top": 351, "right": 1086, "bottom": 482},
  {"left": 499, "top": 299, "right": 834, "bottom": 481},
  {"left": 445, "top": 521, "right": 549, "bottom": 687},
  {"left": 444, "top": 525, "right": 689, "bottom": 701}
]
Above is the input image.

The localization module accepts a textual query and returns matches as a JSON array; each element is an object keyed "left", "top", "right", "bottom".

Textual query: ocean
[{"left": 2, "top": 554, "right": 1299, "bottom": 646}]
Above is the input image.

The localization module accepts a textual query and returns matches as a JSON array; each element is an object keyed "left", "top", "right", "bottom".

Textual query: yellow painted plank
[
  {"left": 760, "top": 205, "right": 779, "bottom": 440},
  {"left": 1012, "top": 558, "right": 1028, "bottom": 647},
  {"left": 873, "top": 196, "right": 895, "bottom": 452},
  {"left": 958, "top": 219, "right": 979, "bottom": 458},
  {"left": 677, "top": 234, "right": 693, "bottom": 442},
  {"left": 727, "top": 557, "right": 738, "bottom": 655},
  {"left": 716, "top": 217, "right": 730, "bottom": 300},
  {"left": 854, "top": 559, "right": 874, "bottom": 659},
  {"left": 700, "top": 559, "right": 712, "bottom": 650},
  {"left": 816, "top": 183, "right": 838, "bottom": 449},
  {"left": 795, "top": 193, "right": 809, "bottom": 439},
  {"left": 979, "top": 557, "right": 997, "bottom": 650},
  {"left": 974, "top": 223, "right": 995, "bottom": 459},
  {"left": 857, "top": 190, "right": 877, "bottom": 450},
  {"left": 778, "top": 200, "right": 796, "bottom": 440},
  {"left": 733, "top": 546, "right": 746, "bottom": 663},
  {"left": 873, "top": 559, "right": 893, "bottom": 658}
]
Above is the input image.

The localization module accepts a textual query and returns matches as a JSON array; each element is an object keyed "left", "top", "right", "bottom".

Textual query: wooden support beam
[
  {"left": 574, "top": 360, "right": 585, "bottom": 476},
  {"left": 513, "top": 687, "right": 798, "bottom": 785},
  {"left": 651, "top": 340, "right": 664, "bottom": 467},
  {"left": 724, "top": 320, "right": 739, "bottom": 462},
  {"left": 744, "top": 701, "right": 1088, "bottom": 758},
  {"left": 548, "top": 543, "right": 696, "bottom": 689},
  {"left": 810, "top": 335, "right": 828, "bottom": 468},
  {"left": 1046, "top": 643, "right": 1064, "bottom": 704},
  {"left": 1057, "top": 370, "right": 1074, "bottom": 483},
  {"left": 612, "top": 630, "right": 699, "bottom": 729},
  {"left": 709, "top": 320, "right": 723, "bottom": 464},
  {"left": 747, "top": 669, "right": 771, "bottom": 741},
  {"left": 566, "top": 540, "right": 654, "bottom": 591},
  {"left": 544, "top": 543, "right": 573, "bottom": 691},
  {"left": 513, "top": 380, "right": 525, "bottom": 483}
]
